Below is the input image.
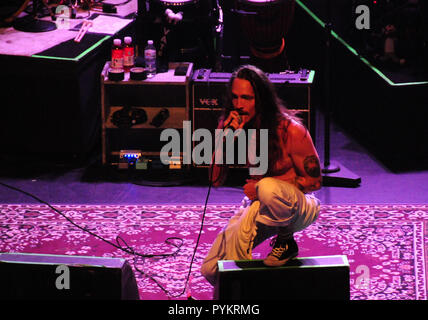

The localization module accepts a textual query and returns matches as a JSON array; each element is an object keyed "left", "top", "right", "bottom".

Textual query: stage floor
[
  {"left": 0, "top": 108, "right": 427, "bottom": 301},
  {"left": 0, "top": 111, "right": 427, "bottom": 206}
]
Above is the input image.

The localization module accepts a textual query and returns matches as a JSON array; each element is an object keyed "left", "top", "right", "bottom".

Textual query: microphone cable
[
  {"left": 0, "top": 117, "right": 240, "bottom": 298},
  {"left": 0, "top": 180, "right": 185, "bottom": 297},
  {"left": 177, "top": 117, "right": 238, "bottom": 299}
]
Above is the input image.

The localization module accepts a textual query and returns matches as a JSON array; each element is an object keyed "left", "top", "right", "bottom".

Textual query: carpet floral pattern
[{"left": 0, "top": 204, "right": 426, "bottom": 300}]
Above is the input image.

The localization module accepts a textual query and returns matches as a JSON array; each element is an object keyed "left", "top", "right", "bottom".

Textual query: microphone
[{"left": 224, "top": 114, "right": 241, "bottom": 130}]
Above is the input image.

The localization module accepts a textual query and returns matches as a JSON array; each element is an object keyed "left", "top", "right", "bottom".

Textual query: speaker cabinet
[
  {"left": 216, "top": 255, "right": 350, "bottom": 300},
  {"left": 0, "top": 253, "right": 139, "bottom": 300}
]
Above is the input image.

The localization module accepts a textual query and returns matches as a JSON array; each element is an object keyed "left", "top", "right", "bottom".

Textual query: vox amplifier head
[{"left": 192, "top": 69, "right": 232, "bottom": 109}]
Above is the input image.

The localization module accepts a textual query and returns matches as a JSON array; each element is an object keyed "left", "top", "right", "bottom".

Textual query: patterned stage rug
[{"left": 0, "top": 204, "right": 427, "bottom": 300}]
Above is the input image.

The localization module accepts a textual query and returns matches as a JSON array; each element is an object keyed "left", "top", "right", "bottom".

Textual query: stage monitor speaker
[
  {"left": 0, "top": 252, "right": 140, "bottom": 300},
  {"left": 216, "top": 255, "right": 350, "bottom": 300}
]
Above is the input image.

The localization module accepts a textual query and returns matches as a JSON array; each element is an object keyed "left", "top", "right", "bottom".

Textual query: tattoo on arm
[{"left": 303, "top": 155, "right": 321, "bottom": 178}]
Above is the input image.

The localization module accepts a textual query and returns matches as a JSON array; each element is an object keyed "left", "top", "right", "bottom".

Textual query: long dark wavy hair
[{"left": 221, "top": 65, "right": 302, "bottom": 175}]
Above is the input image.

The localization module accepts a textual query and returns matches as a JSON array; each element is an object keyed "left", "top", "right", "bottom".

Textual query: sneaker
[{"left": 263, "top": 235, "right": 298, "bottom": 267}]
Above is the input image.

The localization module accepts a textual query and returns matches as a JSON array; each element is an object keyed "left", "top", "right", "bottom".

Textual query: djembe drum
[{"left": 236, "top": 0, "right": 295, "bottom": 60}]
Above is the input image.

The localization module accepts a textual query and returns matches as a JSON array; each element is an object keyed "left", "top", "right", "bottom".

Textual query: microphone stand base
[
  {"left": 322, "top": 160, "right": 361, "bottom": 188},
  {"left": 322, "top": 163, "right": 340, "bottom": 174}
]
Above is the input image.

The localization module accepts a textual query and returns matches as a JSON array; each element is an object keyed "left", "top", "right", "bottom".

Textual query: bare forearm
[
  {"left": 294, "top": 176, "right": 322, "bottom": 193},
  {"left": 267, "top": 173, "right": 321, "bottom": 193}
]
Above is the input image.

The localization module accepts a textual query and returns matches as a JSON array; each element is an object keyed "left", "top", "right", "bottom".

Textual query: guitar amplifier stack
[
  {"left": 101, "top": 64, "right": 315, "bottom": 168},
  {"left": 191, "top": 68, "right": 315, "bottom": 167}
]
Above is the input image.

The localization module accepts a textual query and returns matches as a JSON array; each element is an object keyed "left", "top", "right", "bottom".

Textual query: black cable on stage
[
  {"left": 178, "top": 162, "right": 215, "bottom": 299},
  {"left": 0, "top": 129, "right": 228, "bottom": 299},
  {"left": 178, "top": 127, "right": 231, "bottom": 299},
  {"left": 0, "top": 180, "right": 186, "bottom": 297},
  {"left": 0, "top": 181, "right": 183, "bottom": 258}
]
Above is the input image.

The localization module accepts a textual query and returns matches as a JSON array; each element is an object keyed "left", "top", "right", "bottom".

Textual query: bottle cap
[
  {"left": 148, "top": 40, "right": 153, "bottom": 45},
  {"left": 113, "top": 39, "right": 122, "bottom": 46},
  {"left": 124, "top": 36, "right": 132, "bottom": 44}
]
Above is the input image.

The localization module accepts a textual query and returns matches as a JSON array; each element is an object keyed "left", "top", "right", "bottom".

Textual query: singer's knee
[
  {"left": 256, "top": 177, "right": 278, "bottom": 204},
  {"left": 256, "top": 177, "right": 297, "bottom": 205}
]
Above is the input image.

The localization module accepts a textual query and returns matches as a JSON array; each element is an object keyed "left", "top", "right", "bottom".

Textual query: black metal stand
[
  {"left": 13, "top": 0, "right": 56, "bottom": 33},
  {"left": 321, "top": 0, "right": 361, "bottom": 188},
  {"left": 227, "top": 5, "right": 247, "bottom": 71}
]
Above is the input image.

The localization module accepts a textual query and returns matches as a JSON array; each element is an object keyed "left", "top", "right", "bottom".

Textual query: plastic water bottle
[{"left": 144, "top": 40, "right": 156, "bottom": 78}]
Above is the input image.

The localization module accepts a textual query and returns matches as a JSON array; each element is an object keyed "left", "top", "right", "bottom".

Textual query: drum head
[
  {"left": 237, "top": 0, "right": 295, "bottom": 59},
  {"left": 0, "top": 0, "right": 30, "bottom": 24}
]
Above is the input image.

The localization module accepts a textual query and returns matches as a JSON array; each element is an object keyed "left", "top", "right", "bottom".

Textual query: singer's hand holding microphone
[{"left": 223, "top": 110, "right": 245, "bottom": 131}]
